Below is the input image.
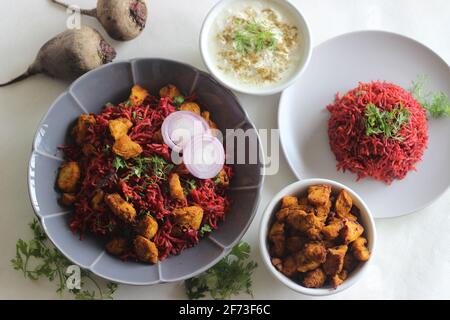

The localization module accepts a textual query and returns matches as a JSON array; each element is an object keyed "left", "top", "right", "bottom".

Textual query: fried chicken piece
[
  {"left": 109, "top": 117, "right": 133, "bottom": 140},
  {"left": 269, "top": 221, "right": 286, "bottom": 257},
  {"left": 303, "top": 242, "right": 327, "bottom": 264},
  {"left": 159, "top": 84, "right": 181, "bottom": 99},
  {"left": 298, "top": 197, "right": 309, "bottom": 205},
  {"left": 340, "top": 220, "right": 364, "bottom": 244},
  {"left": 286, "top": 236, "right": 306, "bottom": 254},
  {"left": 330, "top": 270, "right": 348, "bottom": 288},
  {"left": 335, "top": 189, "right": 357, "bottom": 221},
  {"left": 168, "top": 173, "right": 186, "bottom": 202},
  {"left": 82, "top": 143, "right": 97, "bottom": 157},
  {"left": 57, "top": 162, "right": 81, "bottom": 193},
  {"left": 134, "top": 236, "right": 158, "bottom": 264},
  {"left": 271, "top": 258, "right": 283, "bottom": 272},
  {"left": 112, "top": 135, "right": 143, "bottom": 159},
  {"left": 307, "top": 184, "right": 331, "bottom": 206},
  {"left": 281, "top": 196, "right": 298, "bottom": 209},
  {"left": 215, "top": 169, "right": 230, "bottom": 187},
  {"left": 201, "top": 111, "right": 218, "bottom": 130},
  {"left": 344, "top": 252, "right": 358, "bottom": 272},
  {"left": 72, "top": 114, "right": 96, "bottom": 145},
  {"left": 351, "top": 237, "right": 370, "bottom": 261},
  {"left": 180, "top": 102, "right": 201, "bottom": 115},
  {"left": 136, "top": 215, "right": 159, "bottom": 240},
  {"left": 275, "top": 208, "right": 290, "bottom": 221},
  {"left": 303, "top": 268, "right": 326, "bottom": 288},
  {"left": 173, "top": 206, "right": 204, "bottom": 230},
  {"left": 105, "top": 237, "right": 128, "bottom": 256},
  {"left": 323, "top": 245, "right": 348, "bottom": 276},
  {"left": 59, "top": 193, "right": 76, "bottom": 207},
  {"left": 322, "top": 218, "right": 344, "bottom": 240},
  {"left": 316, "top": 199, "right": 331, "bottom": 224},
  {"left": 286, "top": 209, "right": 323, "bottom": 240},
  {"left": 281, "top": 255, "right": 298, "bottom": 277},
  {"left": 91, "top": 190, "right": 104, "bottom": 211},
  {"left": 129, "top": 85, "right": 149, "bottom": 106},
  {"left": 105, "top": 193, "right": 136, "bottom": 224},
  {"left": 295, "top": 251, "right": 322, "bottom": 273}
]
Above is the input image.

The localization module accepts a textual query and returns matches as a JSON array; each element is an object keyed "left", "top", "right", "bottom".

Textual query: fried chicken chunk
[
  {"left": 91, "top": 190, "right": 105, "bottom": 211},
  {"left": 59, "top": 193, "right": 76, "bottom": 207},
  {"left": 295, "top": 251, "right": 322, "bottom": 273},
  {"left": 129, "top": 85, "right": 149, "bottom": 105},
  {"left": 57, "top": 162, "right": 80, "bottom": 193},
  {"left": 106, "top": 237, "right": 128, "bottom": 256},
  {"left": 286, "top": 236, "right": 306, "bottom": 254},
  {"left": 303, "top": 242, "right": 327, "bottom": 264},
  {"left": 282, "top": 255, "right": 298, "bottom": 277},
  {"left": 159, "top": 84, "right": 181, "bottom": 99},
  {"left": 322, "top": 218, "right": 344, "bottom": 240},
  {"left": 269, "top": 221, "right": 286, "bottom": 257},
  {"left": 136, "top": 215, "right": 159, "bottom": 240},
  {"left": 201, "top": 111, "right": 218, "bottom": 130},
  {"left": 351, "top": 237, "right": 370, "bottom": 261},
  {"left": 303, "top": 268, "right": 326, "bottom": 288},
  {"left": 105, "top": 193, "right": 136, "bottom": 224},
  {"left": 323, "top": 245, "right": 348, "bottom": 276},
  {"left": 286, "top": 209, "right": 322, "bottom": 239},
  {"left": 134, "top": 236, "right": 158, "bottom": 264},
  {"left": 173, "top": 206, "right": 204, "bottom": 230},
  {"left": 109, "top": 117, "right": 133, "bottom": 140},
  {"left": 72, "top": 114, "right": 96, "bottom": 145},
  {"left": 112, "top": 135, "right": 143, "bottom": 159},
  {"left": 335, "top": 189, "right": 357, "bottom": 221},
  {"left": 281, "top": 196, "right": 298, "bottom": 209},
  {"left": 340, "top": 220, "right": 364, "bottom": 244},
  {"left": 180, "top": 102, "right": 201, "bottom": 115},
  {"left": 330, "top": 270, "right": 348, "bottom": 288},
  {"left": 168, "top": 173, "right": 186, "bottom": 202},
  {"left": 307, "top": 184, "right": 331, "bottom": 206}
]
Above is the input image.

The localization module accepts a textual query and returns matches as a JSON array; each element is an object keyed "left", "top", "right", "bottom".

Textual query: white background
[{"left": 0, "top": 0, "right": 449, "bottom": 299}]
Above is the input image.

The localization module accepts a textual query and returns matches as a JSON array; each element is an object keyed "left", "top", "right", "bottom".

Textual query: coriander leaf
[
  {"left": 184, "top": 241, "right": 257, "bottom": 300},
  {"left": 199, "top": 224, "right": 212, "bottom": 237},
  {"left": 11, "top": 219, "right": 118, "bottom": 300},
  {"left": 233, "top": 21, "right": 276, "bottom": 54},
  {"left": 410, "top": 75, "right": 450, "bottom": 118},
  {"left": 363, "top": 103, "right": 410, "bottom": 141},
  {"left": 173, "top": 95, "right": 185, "bottom": 107},
  {"left": 112, "top": 156, "right": 127, "bottom": 171}
]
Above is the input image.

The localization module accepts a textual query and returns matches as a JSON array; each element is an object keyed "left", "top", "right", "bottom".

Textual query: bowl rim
[
  {"left": 199, "top": 0, "right": 313, "bottom": 96},
  {"left": 259, "top": 178, "right": 377, "bottom": 296},
  {"left": 27, "top": 58, "right": 265, "bottom": 285}
]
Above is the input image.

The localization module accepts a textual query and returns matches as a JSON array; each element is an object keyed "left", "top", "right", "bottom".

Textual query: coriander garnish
[
  {"left": 12, "top": 219, "right": 117, "bottom": 300},
  {"left": 233, "top": 21, "right": 276, "bottom": 54},
  {"left": 184, "top": 241, "right": 257, "bottom": 300},
  {"left": 410, "top": 75, "right": 450, "bottom": 118},
  {"left": 363, "top": 103, "right": 410, "bottom": 141}
]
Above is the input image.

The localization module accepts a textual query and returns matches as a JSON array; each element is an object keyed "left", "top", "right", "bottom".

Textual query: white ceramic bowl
[
  {"left": 259, "top": 179, "right": 377, "bottom": 296},
  {"left": 200, "top": 0, "right": 312, "bottom": 96}
]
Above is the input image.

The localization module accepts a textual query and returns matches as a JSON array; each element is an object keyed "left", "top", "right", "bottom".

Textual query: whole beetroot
[
  {"left": 0, "top": 26, "right": 116, "bottom": 87},
  {"left": 51, "top": 0, "right": 148, "bottom": 41}
]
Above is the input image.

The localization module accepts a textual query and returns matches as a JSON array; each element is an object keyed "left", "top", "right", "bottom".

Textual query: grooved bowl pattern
[{"left": 28, "top": 59, "right": 264, "bottom": 285}]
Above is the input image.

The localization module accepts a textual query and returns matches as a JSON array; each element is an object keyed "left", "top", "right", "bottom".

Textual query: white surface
[
  {"left": 279, "top": 30, "right": 450, "bottom": 218},
  {"left": 0, "top": 0, "right": 449, "bottom": 300},
  {"left": 259, "top": 179, "right": 376, "bottom": 296}
]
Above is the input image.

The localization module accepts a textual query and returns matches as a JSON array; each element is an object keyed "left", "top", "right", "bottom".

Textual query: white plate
[{"left": 279, "top": 31, "right": 450, "bottom": 218}]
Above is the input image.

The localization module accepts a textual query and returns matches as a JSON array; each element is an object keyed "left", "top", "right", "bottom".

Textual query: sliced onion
[
  {"left": 182, "top": 135, "right": 225, "bottom": 179},
  {"left": 161, "top": 111, "right": 210, "bottom": 153}
]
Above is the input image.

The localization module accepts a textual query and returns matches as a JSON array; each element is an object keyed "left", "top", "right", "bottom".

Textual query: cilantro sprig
[
  {"left": 12, "top": 219, "right": 118, "bottom": 300},
  {"left": 234, "top": 21, "right": 276, "bottom": 54},
  {"left": 363, "top": 103, "right": 410, "bottom": 141},
  {"left": 410, "top": 75, "right": 450, "bottom": 118},
  {"left": 184, "top": 242, "right": 257, "bottom": 300}
]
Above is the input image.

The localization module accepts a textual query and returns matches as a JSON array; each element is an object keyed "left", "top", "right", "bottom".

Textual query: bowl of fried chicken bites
[{"left": 259, "top": 179, "right": 376, "bottom": 296}]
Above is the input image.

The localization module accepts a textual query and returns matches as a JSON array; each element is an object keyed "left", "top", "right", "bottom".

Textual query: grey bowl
[{"left": 28, "top": 58, "right": 264, "bottom": 285}]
